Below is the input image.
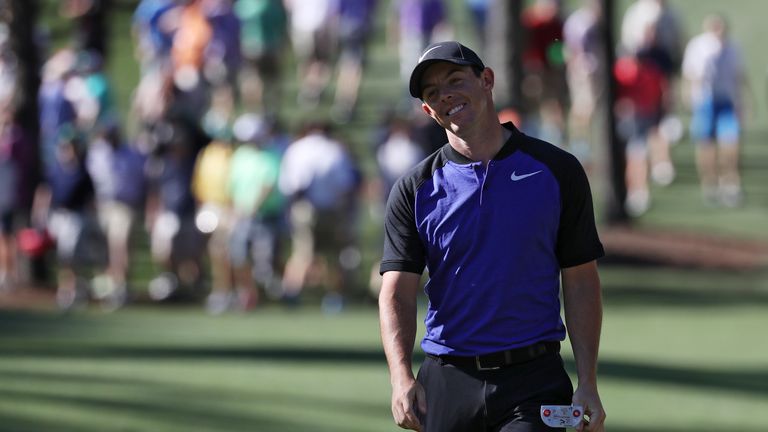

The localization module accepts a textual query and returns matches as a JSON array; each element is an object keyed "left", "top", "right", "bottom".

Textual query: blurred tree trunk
[
  {"left": 601, "top": 0, "right": 628, "bottom": 223},
  {"left": 4, "top": 0, "right": 47, "bottom": 282},
  {"left": 485, "top": 0, "right": 523, "bottom": 110},
  {"left": 5, "top": 0, "right": 41, "bottom": 174}
]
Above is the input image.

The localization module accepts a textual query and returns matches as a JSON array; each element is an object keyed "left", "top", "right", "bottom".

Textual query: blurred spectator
[
  {"left": 635, "top": 24, "right": 678, "bottom": 187},
  {"left": 614, "top": 45, "right": 668, "bottom": 216},
  {"left": 67, "top": 50, "right": 117, "bottom": 133},
  {"left": 465, "top": 0, "right": 490, "bottom": 50},
  {"left": 0, "top": 24, "right": 39, "bottom": 288},
  {"left": 39, "top": 49, "right": 78, "bottom": 175},
  {"left": 0, "top": 36, "right": 15, "bottom": 109},
  {"left": 132, "top": 65, "right": 176, "bottom": 132},
  {"left": 375, "top": 114, "right": 425, "bottom": 198},
  {"left": 145, "top": 118, "right": 207, "bottom": 301},
  {"left": 331, "top": 0, "right": 378, "bottom": 123},
  {"left": 408, "top": 100, "right": 447, "bottom": 155},
  {"left": 221, "top": 113, "right": 286, "bottom": 312},
  {"left": 132, "top": 0, "right": 179, "bottom": 72},
  {"left": 563, "top": 0, "right": 602, "bottom": 166},
  {"left": 621, "top": 0, "right": 685, "bottom": 187},
  {"left": 621, "top": 0, "right": 683, "bottom": 67},
  {"left": 86, "top": 124, "right": 147, "bottom": 309},
  {"left": 234, "top": 0, "right": 288, "bottom": 115},
  {"left": 31, "top": 128, "right": 100, "bottom": 309},
  {"left": 682, "top": 14, "right": 747, "bottom": 207},
  {"left": 368, "top": 112, "right": 424, "bottom": 297},
  {"left": 191, "top": 116, "right": 235, "bottom": 313},
  {"left": 391, "top": 0, "right": 451, "bottom": 87},
  {"left": 278, "top": 121, "right": 361, "bottom": 312},
  {"left": 171, "top": 0, "right": 212, "bottom": 74},
  {"left": 521, "top": 0, "right": 568, "bottom": 146},
  {"left": 284, "top": 0, "right": 338, "bottom": 108},
  {"left": 61, "top": 0, "right": 110, "bottom": 60},
  {"left": 201, "top": 0, "right": 241, "bottom": 121},
  {"left": 0, "top": 107, "right": 20, "bottom": 290},
  {"left": 170, "top": 0, "right": 213, "bottom": 122}
]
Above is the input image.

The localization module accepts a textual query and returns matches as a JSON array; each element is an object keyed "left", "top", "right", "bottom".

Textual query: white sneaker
[
  {"left": 719, "top": 185, "right": 744, "bottom": 208},
  {"left": 625, "top": 190, "right": 650, "bottom": 217},
  {"left": 651, "top": 162, "right": 675, "bottom": 186},
  {"left": 148, "top": 272, "right": 178, "bottom": 301}
]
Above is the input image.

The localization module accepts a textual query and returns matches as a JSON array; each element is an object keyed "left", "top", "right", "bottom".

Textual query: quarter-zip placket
[{"left": 476, "top": 161, "right": 492, "bottom": 206}]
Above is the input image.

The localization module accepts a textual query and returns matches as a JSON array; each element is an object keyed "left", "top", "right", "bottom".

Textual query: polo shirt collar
[{"left": 441, "top": 122, "right": 523, "bottom": 164}]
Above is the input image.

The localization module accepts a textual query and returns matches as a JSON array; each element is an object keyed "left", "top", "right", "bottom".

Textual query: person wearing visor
[{"left": 379, "top": 41, "right": 606, "bottom": 432}]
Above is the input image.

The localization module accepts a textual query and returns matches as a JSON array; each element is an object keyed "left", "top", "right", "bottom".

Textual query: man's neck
[{"left": 447, "top": 121, "right": 509, "bottom": 165}]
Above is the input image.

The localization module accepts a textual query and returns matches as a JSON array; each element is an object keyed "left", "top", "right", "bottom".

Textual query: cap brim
[{"left": 409, "top": 59, "right": 477, "bottom": 99}]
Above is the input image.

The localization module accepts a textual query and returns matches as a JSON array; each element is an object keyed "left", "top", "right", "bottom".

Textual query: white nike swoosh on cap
[
  {"left": 418, "top": 45, "right": 443, "bottom": 63},
  {"left": 510, "top": 170, "right": 542, "bottom": 181}
]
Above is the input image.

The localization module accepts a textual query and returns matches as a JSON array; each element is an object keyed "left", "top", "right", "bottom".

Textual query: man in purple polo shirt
[{"left": 379, "top": 41, "right": 606, "bottom": 432}]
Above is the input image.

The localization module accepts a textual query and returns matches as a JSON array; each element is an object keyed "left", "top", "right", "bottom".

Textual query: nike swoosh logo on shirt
[{"left": 510, "top": 170, "right": 542, "bottom": 181}]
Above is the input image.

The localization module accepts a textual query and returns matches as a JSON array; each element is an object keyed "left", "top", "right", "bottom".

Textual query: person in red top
[
  {"left": 614, "top": 38, "right": 668, "bottom": 216},
  {"left": 521, "top": 0, "right": 569, "bottom": 146}
]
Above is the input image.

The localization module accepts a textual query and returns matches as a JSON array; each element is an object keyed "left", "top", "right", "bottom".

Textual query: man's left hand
[{"left": 572, "top": 384, "right": 605, "bottom": 432}]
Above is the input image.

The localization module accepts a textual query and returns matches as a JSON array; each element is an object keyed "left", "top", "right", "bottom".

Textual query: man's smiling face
[{"left": 419, "top": 62, "right": 493, "bottom": 135}]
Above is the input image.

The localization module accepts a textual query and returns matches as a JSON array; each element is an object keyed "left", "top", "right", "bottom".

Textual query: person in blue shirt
[{"left": 379, "top": 41, "right": 606, "bottom": 432}]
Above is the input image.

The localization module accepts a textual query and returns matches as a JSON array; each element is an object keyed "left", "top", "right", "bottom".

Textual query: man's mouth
[{"left": 447, "top": 104, "right": 466, "bottom": 116}]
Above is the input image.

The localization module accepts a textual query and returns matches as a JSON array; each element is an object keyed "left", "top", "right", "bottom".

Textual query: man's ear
[
  {"left": 481, "top": 67, "right": 495, "bottom": 91},
  {"left": 421, "top": 101, "right": 435, "bottom": 118}
]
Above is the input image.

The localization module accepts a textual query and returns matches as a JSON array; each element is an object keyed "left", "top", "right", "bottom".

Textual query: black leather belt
[{"left": 427, "top": 341, "right": 561, "bottom": 371}]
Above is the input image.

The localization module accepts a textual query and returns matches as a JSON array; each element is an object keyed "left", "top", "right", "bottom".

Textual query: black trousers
[{"left": 416, "top": 353, "right": 573, "bottom": 432}]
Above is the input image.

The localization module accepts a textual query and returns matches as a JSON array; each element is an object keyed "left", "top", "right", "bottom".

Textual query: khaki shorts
[{"left": 289, "top": 200, "right": 353, "bottom": 265}]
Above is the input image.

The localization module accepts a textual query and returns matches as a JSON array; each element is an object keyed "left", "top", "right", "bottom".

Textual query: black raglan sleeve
[
  {"left": 379, "top": 173, "right": 427, "bottom": 275},
  {"left": 555, "top": 154, "right": 604, "bottom": 268}
]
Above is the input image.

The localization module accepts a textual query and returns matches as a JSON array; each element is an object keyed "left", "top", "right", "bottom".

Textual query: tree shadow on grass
[
  {"left": 0, "top": 372, "right": 386, "bottom": 432},
  {"left": 567, "top": 357, "right": 768, "bottom": 397},
  {"left": 1, "top": 340, "right": 766, "bottom": 398},
  {"left": 602, "top": 284, "right": 768, "bottom": 307},
  {"left": 0, "top": 310, "right": 106, "bottom": 337},
  {"left": 0, "top": 368, "right": 386, "bottom": 418}
]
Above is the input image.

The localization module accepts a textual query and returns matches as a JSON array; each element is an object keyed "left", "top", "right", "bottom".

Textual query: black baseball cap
[{"left": 409, "top": 41, "right": 485, "bottom": 99}]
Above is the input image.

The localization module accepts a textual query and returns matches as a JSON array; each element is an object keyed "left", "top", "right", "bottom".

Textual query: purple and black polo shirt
[{"left": 380, "top": 123, "right": 604, "bottom": 357}]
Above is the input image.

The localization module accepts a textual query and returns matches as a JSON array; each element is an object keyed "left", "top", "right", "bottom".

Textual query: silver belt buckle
[{"left": 475, "top": 356, "right": 501, "bottom": 371}]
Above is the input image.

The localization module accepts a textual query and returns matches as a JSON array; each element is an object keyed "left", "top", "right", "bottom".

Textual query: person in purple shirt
[
  {"left": 331, "top": 0, "right": 378, "bottom": 122},
  {"left": 379, "top": 42, "right": 606, "bottom": 432},
  {"left": 39, "top": 49, "right": 78, "bottom": 175},
  {"left": 393, "top": 0, "right": 451, "bottom": 85},
  {"left": 145, "top": 117, "right": 207, "bottom": 301},
  {"left": 32, "top": 128, "right": 98, "bottom": 309}
]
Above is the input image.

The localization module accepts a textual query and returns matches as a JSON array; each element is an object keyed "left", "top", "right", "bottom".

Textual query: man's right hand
[{"left": 391, "top": 378, "right": 427, "bottom": 431}]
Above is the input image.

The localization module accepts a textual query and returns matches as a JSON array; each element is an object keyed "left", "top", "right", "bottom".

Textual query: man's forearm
[
  {"left": 379, "top": 285, "right": 419, "bottom": 383},
  {"left": 562, "top": 262, "right": 603, "bottom": 386},
  {"left": 565, "top": 290, "right": 602, "bottom": 385}
]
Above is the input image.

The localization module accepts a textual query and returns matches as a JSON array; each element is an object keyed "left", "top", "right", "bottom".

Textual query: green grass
[
  {"left": 2, "top": 278, "right": 768, "bottom": 432},
  {"left": 11, "top": 0, "right": 768, "bottom": 431}
]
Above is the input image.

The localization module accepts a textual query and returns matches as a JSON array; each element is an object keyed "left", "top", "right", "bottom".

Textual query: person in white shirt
[
  {"left": 682, "top": 14, "right": 746, "bottom": 207},
  {"left": 278, "top": 121, "right": 361, "bottom": 311}
]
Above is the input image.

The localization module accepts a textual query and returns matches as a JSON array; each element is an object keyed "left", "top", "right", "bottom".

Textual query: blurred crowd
[{"left": 0, "top": 0, "right": 749, "bottom": 312}]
